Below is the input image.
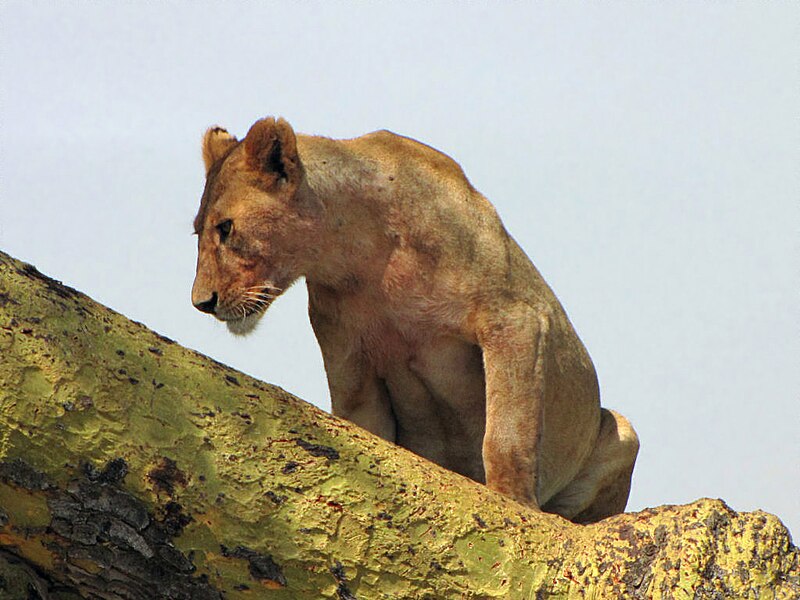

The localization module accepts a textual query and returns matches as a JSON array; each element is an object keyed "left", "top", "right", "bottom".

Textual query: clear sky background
[{"left": 1, "top": 2, "right": 797, "bottom": 536}]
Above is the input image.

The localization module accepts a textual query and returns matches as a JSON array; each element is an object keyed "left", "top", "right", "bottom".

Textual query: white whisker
[
  {"left": 245, "top": 292, "right": 276, "bottom": 302},
  {"left": 247, "top": 293, "right": 275, "bottom": 300},
  {"left": 246, "top": 284, "right": 283, "bottom": 294},
  {"left": 243, "top": 301, "right": 262, "bottom": 313},
  {"left": 224, "top": 283, "right": 284, "bottom": 326}
]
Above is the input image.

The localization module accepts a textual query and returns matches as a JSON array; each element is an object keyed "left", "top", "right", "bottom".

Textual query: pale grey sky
[{"left": 1, "top": 2, "right": 797, "bottom": 535}]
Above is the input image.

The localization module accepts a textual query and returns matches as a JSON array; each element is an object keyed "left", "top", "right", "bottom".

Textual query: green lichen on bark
[{"left": 0, "top": 249, "right": 797, "bottom": 599}]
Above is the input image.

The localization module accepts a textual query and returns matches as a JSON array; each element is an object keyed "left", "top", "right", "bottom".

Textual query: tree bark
[{"left": 0, "top": 249, "right": 797, "bottom": 599}]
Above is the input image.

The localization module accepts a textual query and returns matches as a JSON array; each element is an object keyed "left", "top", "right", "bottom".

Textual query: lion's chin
[{"left": 225, "top": 312, "right": 264, "bottom": 337}]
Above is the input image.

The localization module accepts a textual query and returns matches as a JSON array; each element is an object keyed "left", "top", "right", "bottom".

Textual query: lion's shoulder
[{"left": 343, "top": 130, "right": 472, "bottom": 186}]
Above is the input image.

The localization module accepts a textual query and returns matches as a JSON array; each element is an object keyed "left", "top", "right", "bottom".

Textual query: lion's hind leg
[{"left": 542, "top": 408, "right": 639, "bottom": 524}]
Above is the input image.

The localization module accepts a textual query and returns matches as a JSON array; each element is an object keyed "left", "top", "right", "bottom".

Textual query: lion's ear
[
  {"left": 243, "top": 117, "right": 301, "bottom": 190},
  {"left": 202, "top": 127, "right": 238, "bottom": 174}
]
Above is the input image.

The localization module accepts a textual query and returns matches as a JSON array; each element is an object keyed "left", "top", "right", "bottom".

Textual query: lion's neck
[{"left": 298, "top": 137, "right": 391, "bottom": 294}]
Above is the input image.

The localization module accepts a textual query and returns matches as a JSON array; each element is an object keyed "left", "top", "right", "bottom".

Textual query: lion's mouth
[{"left": 218, "top": 284, "right": 283, "bottom": 336}]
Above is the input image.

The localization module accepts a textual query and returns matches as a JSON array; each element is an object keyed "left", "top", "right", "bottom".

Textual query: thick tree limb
[{"left": 0, "top": 249, "right": 797, "bottom": 599}]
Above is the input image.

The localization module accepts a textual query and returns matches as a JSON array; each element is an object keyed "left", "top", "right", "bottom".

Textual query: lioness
[{"left": 191, "top": 117, "right": 639, "bottom": 523}]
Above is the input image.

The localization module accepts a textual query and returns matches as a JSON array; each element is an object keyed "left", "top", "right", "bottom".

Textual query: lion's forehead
[
  {"left": 194, "top": 151, "right": 253, "bottom": 233},
  {"left": 195, "top": 164, "right": 257, "bottom": 233}
]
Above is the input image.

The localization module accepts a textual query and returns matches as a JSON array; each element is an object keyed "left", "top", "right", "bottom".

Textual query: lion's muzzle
[{"left": 192, "top": 291, "right": 218, "bottom": 315}]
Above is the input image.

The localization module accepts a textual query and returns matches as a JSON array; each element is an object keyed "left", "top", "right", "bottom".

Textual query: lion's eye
[{"left": 216, "top": 219, "right": 233, "bottom": 243}]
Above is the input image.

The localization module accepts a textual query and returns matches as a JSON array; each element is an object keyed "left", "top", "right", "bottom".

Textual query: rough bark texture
[{"left": 0, "top": 249, "right": 797, "bottom": 599}]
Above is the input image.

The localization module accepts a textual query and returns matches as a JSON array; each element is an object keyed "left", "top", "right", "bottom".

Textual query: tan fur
[
  {"left": 201, "top": 127, "right": 237, "bottom": 175},
  {"left": 191, "top": 117, "right": 639, "bottom": 522}
]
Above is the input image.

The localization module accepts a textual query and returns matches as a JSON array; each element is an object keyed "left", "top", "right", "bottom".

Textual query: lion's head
[{"left": 191, "top": 117, "right": 318, "bottom": 335}]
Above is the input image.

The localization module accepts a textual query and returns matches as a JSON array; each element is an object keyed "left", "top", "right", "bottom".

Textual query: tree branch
[{"left": 0, "top": 250, "right": 797, "bottom": 599}]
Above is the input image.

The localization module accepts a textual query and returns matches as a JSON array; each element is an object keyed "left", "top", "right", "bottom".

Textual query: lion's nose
[{"left": 193, "top": 292, "right": 218, "bottom": 315}]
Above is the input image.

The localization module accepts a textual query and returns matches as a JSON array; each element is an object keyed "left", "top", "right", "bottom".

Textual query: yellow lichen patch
[
  {"left": 322, "top": 512, "right": 366, "bottom": 558},
  {"left": 0, "top": 482, "right": 50, "bottom": 527},
  {"left": 17, "top": 366, "right": 54, "bottom": 406}
]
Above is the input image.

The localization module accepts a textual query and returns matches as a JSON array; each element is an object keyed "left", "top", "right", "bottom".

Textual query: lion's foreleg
[
  {"left": 330, "top": 372, "right": 396, "bottom": 442},
  {"left": 319, "top": 346, "right": 396, "bottom": 441},
  {"left": 309, "top": 291, "right": 397, "bottom": 442},
  {"left": 477, "top": 308, "right": 549, "bottom": 509}
]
